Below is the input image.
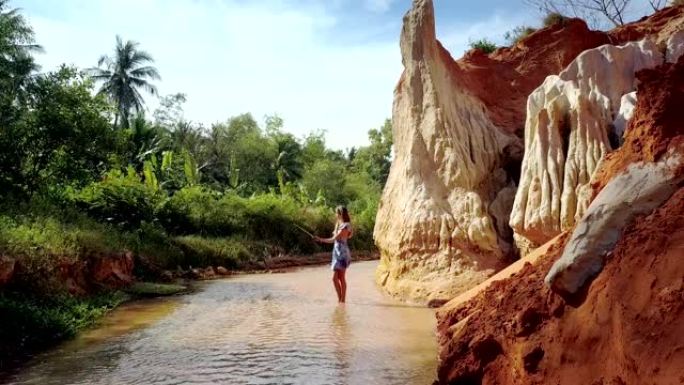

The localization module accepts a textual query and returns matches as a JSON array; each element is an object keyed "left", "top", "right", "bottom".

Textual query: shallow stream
[{"left": 6, "top": 261, "right": 437, "bottom": 385}]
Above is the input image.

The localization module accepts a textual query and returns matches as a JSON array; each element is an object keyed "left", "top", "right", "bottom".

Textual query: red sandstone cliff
[
  {"left": 379, "top": 0, "right": 684, "bottom": 382},
  {"left": 435, "top": 53, "right": 684, "bottom": 385}
]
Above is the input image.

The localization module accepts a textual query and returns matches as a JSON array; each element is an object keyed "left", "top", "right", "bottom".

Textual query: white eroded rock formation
[
  {"left": 374, "top": 0, "right": 519, "bottom": 302},
  {"left": 666, "top": 29, "right": 684, "bottom": 63},
  {"left": 510, "top": 39, "right": 667, "bottom": 253},
  {"left": 613, "top": 91, "right": 637, "bottom": 142},
  {"left": 545, "top": 149, "right": 684, "bottom": 294}
]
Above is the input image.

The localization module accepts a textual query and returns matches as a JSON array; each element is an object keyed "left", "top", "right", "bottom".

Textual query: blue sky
[{"left": 15, "top": 0, "right": 658, "bottom": 150}]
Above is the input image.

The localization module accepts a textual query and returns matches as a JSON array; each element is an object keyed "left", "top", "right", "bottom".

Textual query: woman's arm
[{"left": 315, "top": 227, "right": 349, "bottom": 244}]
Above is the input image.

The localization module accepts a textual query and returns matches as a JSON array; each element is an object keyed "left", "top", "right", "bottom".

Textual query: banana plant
[{"left": 183, "top": 149, "right": 200, "bottom": 186}]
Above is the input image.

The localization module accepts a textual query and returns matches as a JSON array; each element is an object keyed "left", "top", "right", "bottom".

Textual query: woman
[{"left": 315, "top": 206, "right": 353, "bottom": 303}]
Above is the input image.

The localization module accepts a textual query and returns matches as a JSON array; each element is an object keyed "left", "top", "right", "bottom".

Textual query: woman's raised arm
[{"left": 315, "top": 226, "right": 350, "bottom": 244}]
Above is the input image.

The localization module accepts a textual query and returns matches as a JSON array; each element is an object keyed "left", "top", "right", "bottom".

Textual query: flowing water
[{"left": 6, "top": 261, "right": 438, "bottom": 385}]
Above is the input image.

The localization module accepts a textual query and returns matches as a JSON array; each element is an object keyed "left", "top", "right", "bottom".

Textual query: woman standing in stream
[{"left": 315, "top": 206, "right": 353, "bottom": 303}]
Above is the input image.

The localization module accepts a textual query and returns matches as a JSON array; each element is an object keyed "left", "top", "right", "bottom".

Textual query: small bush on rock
[
  {"left": 543, "top": 12, "right": 570, "bottom": 27},
  {"left": 469, "top": 38, "right": 498, "bottom": 54},
  {"left": 504, "top": 26, "right": 538, "bottom": 45}
]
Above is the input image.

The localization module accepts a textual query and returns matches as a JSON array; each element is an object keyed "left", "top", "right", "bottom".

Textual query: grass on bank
[
  {"left": 0, "top": 291, "right": 128, "bottom": 371},
  {"left": 125, "top": 282, "right": 188, "bottom": 297}
]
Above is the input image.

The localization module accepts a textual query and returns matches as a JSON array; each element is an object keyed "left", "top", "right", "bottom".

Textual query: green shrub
[
  {"left": 504, "top": 26, "right": 537, "bottom": 45},
  {"left": 469, "top": 38, "right": 498, "bottom": 54},
  {"left": 157, "top": 186, "right": 222, "bottom": 235},
  {"left": 0, "top": 212, "right": 131, "bottom": 261},
  {"left": 159, "top": 188, "right": 331, "bottom": 255},
  {"left": 70, "top": 168, "right": 165, "bottom": 230},
  {"left": 347, "top": 196, "right": 379, "bottom": 252},
  {"left": 543, "top": 12, "right": 570, "bottom": 27},
  {"left": 0, "top": 215, "right": 77, "bottom": 258},
  {"left": 0, "top": 210, "right": 137, "bottom": 293},
  {"left": 131, "top": 222, "right": 184, "bottom": 273},
  {"left": 239, "top": 193, "right": 322, "bottom": 254},
  {"left": 301, "top": 158, "right": 350, "bottom": 206},
  {"left": 199, "top": 191, "right": 248, "bottom": 236},
  {"left": 173, "top": 236, "right": 254, "bottom": 268}
]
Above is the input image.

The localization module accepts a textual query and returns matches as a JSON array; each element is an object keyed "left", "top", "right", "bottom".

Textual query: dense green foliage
[
  {"left": 0, "top": 0, "right": 391, "bottom": 292},
  {"left": 469, "top": 38, "right": 498, "bottom": 54}
]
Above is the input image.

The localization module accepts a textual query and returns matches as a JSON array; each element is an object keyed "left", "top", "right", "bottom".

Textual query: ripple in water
[{"left": 6, "top": 261, "right": 437, "bottom": 385}]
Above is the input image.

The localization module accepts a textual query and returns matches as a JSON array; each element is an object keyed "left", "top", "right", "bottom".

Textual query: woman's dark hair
[{"left": 336, "top": 206, "right": 351, "bottom": 223}]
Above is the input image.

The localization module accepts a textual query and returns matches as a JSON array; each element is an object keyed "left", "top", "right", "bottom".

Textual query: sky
[{"left": 14, "top": 0, "right": 659, "bottom": 150}]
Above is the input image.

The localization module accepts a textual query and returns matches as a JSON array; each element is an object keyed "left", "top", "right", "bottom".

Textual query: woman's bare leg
[
  {"left": 339, "top": 269, "right": 347, "bottom": 303},
  {"left": 332, "top": 271, "right": 342, "bottom": 302}
]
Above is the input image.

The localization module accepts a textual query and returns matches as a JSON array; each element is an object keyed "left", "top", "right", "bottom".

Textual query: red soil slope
[
  {"left": 438, "top": 189, "right": 684, "bottom": 385},
  {"left": 437, "top": 6, "right": 684, "bottom": 135},
  {"left": 593, "top": 56, "right": 684, "bottom": 193},
  {"left": 609, "top": 5, "right": 684, "bottom": 43},
  {"left": 442, "top": 19, "right": 608, "bottom": 134},
  {"left": 436, "top": 58, "right": 684, "bottom": 385}
]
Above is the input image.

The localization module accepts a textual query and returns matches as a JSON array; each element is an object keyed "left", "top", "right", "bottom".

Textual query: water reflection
[
  {"left": 7, "top": 261, "right": 437, "bottom": 385},
  {"left": 331, "top": 305, "right": 352, "bottom": 375}
]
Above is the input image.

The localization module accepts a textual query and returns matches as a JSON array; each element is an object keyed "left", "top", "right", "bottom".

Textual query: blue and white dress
[{"left": 331, "top": 222, "right": 352, "bottom": 271}]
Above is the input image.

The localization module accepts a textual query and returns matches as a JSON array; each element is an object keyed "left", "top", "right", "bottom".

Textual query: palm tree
[
  {"left": 0, "top": 0, "right": 42, "bottom": 193},
  {"left": 0, "top": 0, "right": 42, "bottom": 103},
  {"left": 89, "top": 36, "right": 160, "bottom": 128}
]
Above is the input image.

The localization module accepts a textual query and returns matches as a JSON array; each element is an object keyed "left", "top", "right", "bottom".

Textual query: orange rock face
[
  {"left": 592, "top": 56, "right": 684, "bottom": 194},
  {"left": 47, "top": 252, "right": 135, "bottom": 295},
  {"left": 446, "top": 19, "right": 608, "bottom": 134},
  {"left": 440, "top": 5, "right": 684, "bottom": 136},
  {"left": 437, "top": 188, "right": 684, "bottom": 385},
  {"left": 609, "top": 5, "right": 684, "bottom": 43},
  {"left": 88, "top": 251, "right": 134, "bottom": 288},
  {"left": 435, "top": 56, "right": 684, "bottom": 385}
]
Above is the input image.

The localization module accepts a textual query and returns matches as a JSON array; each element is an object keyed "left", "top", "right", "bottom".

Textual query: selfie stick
[{"left": 294, "top": 223, "right": 315, "bottom": 239}]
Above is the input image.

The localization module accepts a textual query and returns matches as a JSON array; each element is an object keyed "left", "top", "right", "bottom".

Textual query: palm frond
[
  {"left": 86, "top": 67, "right": 112, "bottom": 78},
  {"left": 130, "top": 76, "right": 158, "bottom": 96},
  {"left": 130, "top": 87, "right": 146, "bottom": 112},
  {"left": 129, "top": 49, "right": 154, "bottom": 65},
  {"left": 129, "top": 65, "right": 161, "bottom": 80},
  {"left": 96, "top": 54, "right": 112, "bottom": 68}
]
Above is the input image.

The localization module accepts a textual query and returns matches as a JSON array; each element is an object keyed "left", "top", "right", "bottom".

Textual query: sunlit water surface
[{"left": 6, "top": 261, "right": 437, "bottom": 385}]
